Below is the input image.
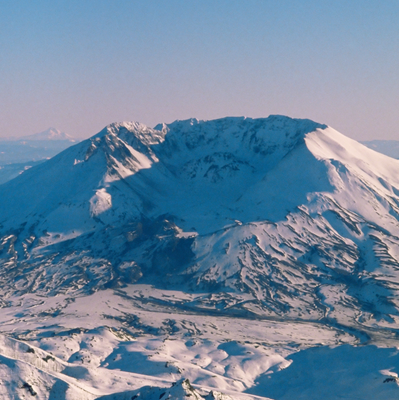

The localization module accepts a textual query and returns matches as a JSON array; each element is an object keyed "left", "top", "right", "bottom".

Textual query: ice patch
[{"left": 90, "top": 188, "right": 112, "bottom": 216}]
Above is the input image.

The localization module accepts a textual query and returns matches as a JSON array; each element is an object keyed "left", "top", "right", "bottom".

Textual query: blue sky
[{"left": 0, "top": 0, "right": 398, "bottom": 140}]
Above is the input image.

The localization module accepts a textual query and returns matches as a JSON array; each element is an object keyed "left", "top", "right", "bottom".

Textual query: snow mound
[{"left": 97, "top": 378, "right": 236, "bottom": 400}]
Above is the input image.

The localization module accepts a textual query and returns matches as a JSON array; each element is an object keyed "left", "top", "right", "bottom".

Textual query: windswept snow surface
[{"left": 1, "top": 116, "right": 399, "bottom": 398}]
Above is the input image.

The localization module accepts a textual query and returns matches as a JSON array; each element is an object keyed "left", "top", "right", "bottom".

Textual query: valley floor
[{"left": 1, "top": 285, "right": 399, "bottom": 399}]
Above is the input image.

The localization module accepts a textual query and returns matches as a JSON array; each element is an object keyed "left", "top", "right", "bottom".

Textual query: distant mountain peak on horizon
[{"left": 18, "top": 127, "right": 76, "bottom": 141}]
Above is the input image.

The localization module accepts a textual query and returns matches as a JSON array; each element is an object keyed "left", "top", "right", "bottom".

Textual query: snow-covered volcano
[
  {"left": 2, "top": 116, "right": 399, "bottom": 399},
  {"left": 0, "top": 116, "right": 325, "bottom": 233},
  {"left": 2, "top": 115, "right": 399, "bottom": 313}
]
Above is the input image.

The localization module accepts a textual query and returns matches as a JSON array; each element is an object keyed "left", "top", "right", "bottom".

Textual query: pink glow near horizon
[{"left": 1, "top": 1, "right": 398, "bottom": 141}]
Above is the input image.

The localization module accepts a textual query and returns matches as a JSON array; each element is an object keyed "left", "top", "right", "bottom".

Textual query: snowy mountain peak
[
  {"left": 4, "top": 116, "right": 399, "bottom": 400},
  {"left": 19, "top": 127, "right": 76, "bottom": 141},
  {"left": 2, "top": 115, "right": 399, "bottom": 329},
  {"left": 1, "top": 115, "right": 393, "bottom": 236},
  {"left": 97, "top": 121, "right": 154, "bottom": 137},
  {"left": 94, "top": 121, "right": 167, "bottom": 149},
  {"left": 151, "top": 115, "right": 327, "bottom": 173},
  {"left": 159, "top": 115, "right": 326, "bottom": 143}
]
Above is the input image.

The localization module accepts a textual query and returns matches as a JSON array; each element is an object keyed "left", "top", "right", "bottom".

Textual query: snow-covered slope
[
  {"left": 1, "top": 115, "right": 399, "bottom": 399},
  {"left": 0, "top": 117, "right": 323, "bottom": 232},
  {"left": 0, "top": 160, "right": 45, "bottom": 185}
]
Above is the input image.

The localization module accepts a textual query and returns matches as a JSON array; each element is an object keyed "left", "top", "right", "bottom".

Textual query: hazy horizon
[{"left": 1, "top": 0, "right": 398, "bottom": 141}]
